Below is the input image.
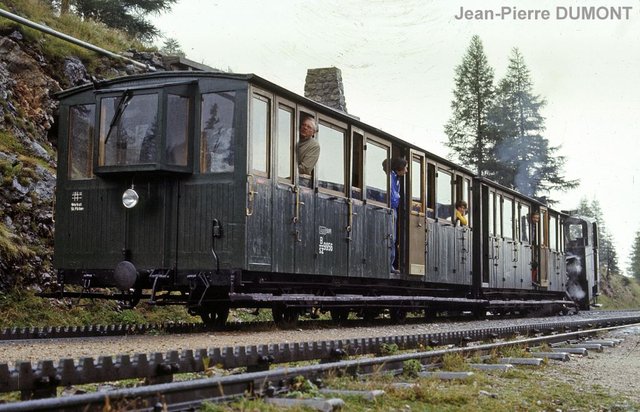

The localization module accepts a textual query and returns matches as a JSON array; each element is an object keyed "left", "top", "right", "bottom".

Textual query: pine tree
[
  {"left": 444, "top": 35, "right": 496, "bottom": 175},
  {"left": 488, "top": 48, "right": 577, "bottom": 201},
  {"left": 628, "top": 230, "right": 640, "bottom": 281},
  {"left": 574, "top": 198, "right": 620, "bottom": 277},
  {"left": 160, "top": 37, "right": 185, "bottom": 56},
  {"left": 53, "top": 0, "right": 176, "bottom": 42}
]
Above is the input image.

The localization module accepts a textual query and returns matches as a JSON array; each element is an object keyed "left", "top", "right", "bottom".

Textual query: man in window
[{"left": 297, "top": 116, "right": 320, "bottom": 176}]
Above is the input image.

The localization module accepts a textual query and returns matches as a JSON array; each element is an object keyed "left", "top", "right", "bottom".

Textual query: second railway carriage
[{"left": 49, "top": 71, "right": 598, "bottom": 325}]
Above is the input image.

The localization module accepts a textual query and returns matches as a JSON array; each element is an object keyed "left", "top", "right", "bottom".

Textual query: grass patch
[
  {"left": 0, "top": 288, "right": 198, "bottom": 328},
  {"left": 599, "top": 274, "right": 640, "bottom": 309},
  {"left": 0, "top": 221, "right": 34, "bottom": 261}
]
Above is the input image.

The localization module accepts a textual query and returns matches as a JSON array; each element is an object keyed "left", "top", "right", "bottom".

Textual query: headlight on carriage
[{"left": 122, "top": 188, "right": 139, "bottom": 209}]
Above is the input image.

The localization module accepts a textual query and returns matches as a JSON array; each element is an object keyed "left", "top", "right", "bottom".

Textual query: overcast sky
[{"left": 153, "top": 0, "right": 640, "bottom": 273}]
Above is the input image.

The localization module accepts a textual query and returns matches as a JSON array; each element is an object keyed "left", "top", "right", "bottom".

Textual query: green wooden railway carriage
[{"left": 50, "top": 71, "right": 598, "bottom": 325}]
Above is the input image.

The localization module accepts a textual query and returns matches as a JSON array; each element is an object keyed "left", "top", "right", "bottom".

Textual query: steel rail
[
  {"left": 1, "top": 315, "right": 639, "bottom": 404},
  {"left": 1, "top": 321, "right": 637, "bottom": 412},
  {"left": 0, "top": 7, "right": 151, "bottom": 70}
]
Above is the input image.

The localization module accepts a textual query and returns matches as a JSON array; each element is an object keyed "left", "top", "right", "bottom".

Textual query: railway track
[
  {"left": 3, "top": 309, "right": 638, "bottom": 342},
  {"left": 0, "top": 313, "right": 638, "bottom": 411}
]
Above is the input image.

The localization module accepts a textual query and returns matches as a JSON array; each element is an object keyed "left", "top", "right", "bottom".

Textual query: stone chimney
[{"left": 304, "top": 67, "right": 348, "bottom": 113}]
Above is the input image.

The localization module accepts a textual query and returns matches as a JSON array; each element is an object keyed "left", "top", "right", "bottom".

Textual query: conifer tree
[
  {"left": 53, "top": 0, "right": 176, "bottom": 41},
  {"left": 488, "top": 48, "right": 577, "bottom": 201},
  {"left": 628, "top": 230, "right": 640, "bottom": 281},
  {"left": 160, "top": 37, "right": 185, "bottom": 56},
  {"left": 444, "top": 35, "right": 496, "bottom": 175},
  {"left": 574, "top": 198, "right": 619, "bottom": 277}
]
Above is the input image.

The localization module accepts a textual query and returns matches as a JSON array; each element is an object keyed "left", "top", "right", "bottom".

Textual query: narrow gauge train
[{"left": 48, "top": 71, "right": 599, "bottom": 326}]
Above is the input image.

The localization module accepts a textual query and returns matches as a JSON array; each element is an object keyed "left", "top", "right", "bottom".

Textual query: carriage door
[
  {"left": 347, "top": 129, "right": 365, "bottom": 277},
  {"left": 408, "top": 152, "right": 426, "bottom": 276},
  {"left": 246, "top": 92, "right": 273, "bottom": 271},
  {"left": 538, "top": 207, "right": 549, "bottom": 286},
  {"left": 292, "top": 109, "right": 318, "bottom": 275},
  {"left": 315, "top": 118, "right": 349, "bottom": 276},
  {"left": 487, "top": 190, "right": 501, "bottom": 287},
  {"left": 454, "top": 176, "right": 472, "bottom": 282},
  {"left": 272, "top": 99, "right": 296, "bottom": 274}
]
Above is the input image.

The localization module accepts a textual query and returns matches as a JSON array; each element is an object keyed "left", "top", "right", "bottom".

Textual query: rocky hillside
[{"left": 0, "top": 1, "right": 158, "bottom": 291}]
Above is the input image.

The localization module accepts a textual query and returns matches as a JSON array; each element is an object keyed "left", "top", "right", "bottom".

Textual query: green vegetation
[
  {"left": 0, "top": 0, "right": 151, "bottom": 77},
  {"left": 0, "top": 289, "right": 198, "bottom": 328},
  {"left": 200, "top": 365, "right": 638, "bottom": 412},
  {"left": 0, "top": 221, "right": 34, "bottom": 262},
  {"left": 599, "top": 274, "right": 640, "bottom": 309}
]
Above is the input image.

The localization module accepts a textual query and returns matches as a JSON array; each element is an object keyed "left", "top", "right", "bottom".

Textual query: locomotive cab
[
  {"left": 564, "top": 216, "right": 599, "bottom": 310},
  {"left": 54, "top": 76, "right": 209, "bottom": 304}
]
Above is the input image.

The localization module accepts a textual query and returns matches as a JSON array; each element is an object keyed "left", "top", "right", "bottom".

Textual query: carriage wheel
[
  {"left": 272, "top": 306, "right": 299, "bottom": 329},
  {"left": 200, "top": 306, "right": 229, "bottom": 328},
  {"left": 360, "top": 308, "right": 380, "bottom": 322},
  {"left": 390, "top": 308, "right": 407, "bottom": 324},
  {"left": 330, "top": 308, "right": 350, "bottom": 324}
]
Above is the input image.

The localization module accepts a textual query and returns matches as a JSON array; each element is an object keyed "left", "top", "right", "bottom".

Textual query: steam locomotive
[{"left": 47, "top": 71, "right": 599, "bottom": 326}]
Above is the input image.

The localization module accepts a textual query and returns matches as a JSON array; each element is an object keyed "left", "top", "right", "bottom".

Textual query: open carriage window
[
  {"left": 68, "top": 104, "right": 95, "bottom": 180},
  {"left": 201, "top": 91, "right": 236, "bottom": 173}
]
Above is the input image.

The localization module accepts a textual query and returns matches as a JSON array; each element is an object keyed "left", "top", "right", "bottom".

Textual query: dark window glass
[
  {"left": 201, "top": 91, "right": 236, "bottom": 173},
  {"left": 99, "top": 94, "right": 158, "bottom": 166},
  {"left": 68, "top": 104, "right": 95, "bottom": 179},
  {"left": 166, "top": 94, "right": 189, "bottom": 166},
  {"left": 351, "top": 132, "right": 363, "bottom": 199},
  {"left": 520, "top": 204, "right": 530, "bottom": 242}
]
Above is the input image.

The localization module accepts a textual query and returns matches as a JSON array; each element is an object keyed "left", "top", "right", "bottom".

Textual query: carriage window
[
  {"left": 99, "top": 94, "right": 158, "bottom": 166},
  {"left": 496, "top": 196, "right": 503, "bottom": 237},
  {"left": 250, "top": 95, "right": 270, "bottom": 174},
  {"left": 351, "top": 132, "right": 364, "bottom": 199},
  {"left": 277, "top": 105, "right": 294, "bottom": 181},
  {"left": 365, "top": 141, "right": 388, "bottom": 204},
  {"left": 520, "top": 204, "right": 530, "bottom": 242},
  {"left": 549, "top": 215, "right": 557, "bottom": 250},
  {"left": 426, "top": 164, "right": 435, "bottom": 218},
  {"left": 489, "top": 192, "right": 495, "bottom": 236},
  {"left": 540, "top": 209, "right": 547, "bottom": 247},
  {"left": 567, "top": 223, "right": 584, "bottom": 242},
  {"left": 68, "top": 104, "right": 95, "bottom": 179},
  {"left": 411, "top": 156, "right": 424, "bottom": 213},
  {"left": 463, "top": 177, "right": 471, "bottom": 226},
  {"left": 201, "top": 91, "right": 236, "bottom": 173},
  {"left": 317, "top": 123, "right": 345, "bottom": 193},
  {"left": 436, "top": 169, "right": 452, "bottom": 221},
  {"left": 166, "top": 95, "right": 189, "bottom": 166},
  {"left": 503, "top": 198, "right": 513, "bottom": 239}
]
